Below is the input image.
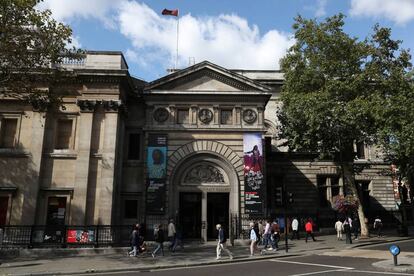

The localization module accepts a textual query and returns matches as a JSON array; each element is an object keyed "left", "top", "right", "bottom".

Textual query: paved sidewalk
[{"left": 0, "top": 234, "right": 412, "bottom": 276}]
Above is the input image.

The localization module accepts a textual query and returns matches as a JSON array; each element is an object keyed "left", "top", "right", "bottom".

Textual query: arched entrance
[{"left": 169, "top": 144, "right": 241, "bottom": 242}]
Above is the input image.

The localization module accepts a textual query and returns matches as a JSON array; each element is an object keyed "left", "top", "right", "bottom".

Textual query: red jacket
[{"left": 305, "top": 222, "right": 313, "bottom": 232}]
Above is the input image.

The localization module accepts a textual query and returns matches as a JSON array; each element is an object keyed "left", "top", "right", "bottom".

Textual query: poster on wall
[
  {"left": 66, "top": 229, "right": 95, "bottom": 243},
  {"left": 243, "top": 133, "right": 264, "bottom": 214},
  {"left": 146, "top": 134, "right": 168, "bottom": 214}
]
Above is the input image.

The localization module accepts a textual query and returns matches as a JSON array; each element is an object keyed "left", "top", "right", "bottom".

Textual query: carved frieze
[
  {"left": 153, "top": 107, "right": 169, "bottom": 122},
  {"left": 198, "top": 108, "right": 213, "bottom": 124},
  {"left": 77, "top": 99, "right": 123, "bottom": 112},
  {"left": 243, "top": 109, "right": 257, "bottom": 124},
  {"left": 183, "top": 164, "right": 226, "bottom": 185}
]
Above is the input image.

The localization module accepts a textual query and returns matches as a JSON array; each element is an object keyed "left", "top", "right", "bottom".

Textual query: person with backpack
[
  {"left": 343, "top": 218, "right": 352, "bottom": 244},
  {"left": 152, "top": 224, "right": 165, "bottom": 258},
  {"left": 216, "top": 224, "right": 233, "bottom": 260}
]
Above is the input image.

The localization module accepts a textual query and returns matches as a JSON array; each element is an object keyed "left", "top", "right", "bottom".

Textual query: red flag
[{"left": 162, "top": 8, "right": 179, "bottom": 16}]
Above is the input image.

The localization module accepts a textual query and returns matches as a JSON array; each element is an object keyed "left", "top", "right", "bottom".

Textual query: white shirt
[
  {"left": 168, "top": 222, "right": 176, "bottom": 237},
  {"left": 292, "top": 219, "right": 299, "bottom": 231},
  {"left": 264, "top": 222, "right": 271, "bottom": 234},
  {"left": 250, "top": 228, "right": 257, "bottom": 241},
  {"left": 335, "top": 221, "right": 343, "bottom": 231}
]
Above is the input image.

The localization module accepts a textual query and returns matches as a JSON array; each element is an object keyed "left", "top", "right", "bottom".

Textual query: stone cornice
[{"left": 146, "top": 61, "right": 271, "bottom": 92}]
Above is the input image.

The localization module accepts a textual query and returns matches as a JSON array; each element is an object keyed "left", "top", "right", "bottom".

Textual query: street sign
[
  {"left": 389, "top": 245, "right": 400, "bottom": 256},
  {"left": 389, "top": 244, "right": 400, "bottom": 266}
]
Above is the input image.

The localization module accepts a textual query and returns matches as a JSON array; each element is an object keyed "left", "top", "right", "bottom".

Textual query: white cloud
[
  {"left": 315, "top": 0, "right": 328, "bottom": 17},
  {"left": 37, "top": 0, "right": 121, "bottom": 28},
  {"left": 117, "top": 1, "right": 294, "bottom": 71},
  {"left": 350, "top": 0, "right": 414, "bottom": 25},
  {"left": 37, "top": 0, "right": 295, "bottom": 75}
]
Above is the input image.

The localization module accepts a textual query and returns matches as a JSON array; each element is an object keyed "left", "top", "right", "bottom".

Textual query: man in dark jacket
[
  {"left": 216, "top": 224, "right": 233, "bottom": 260},
  {"left": 128, "top": 225, "right": 139, "bottom": 257}
]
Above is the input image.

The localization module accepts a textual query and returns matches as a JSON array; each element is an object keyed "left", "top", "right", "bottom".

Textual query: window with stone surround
[
  {"left": 0, "top": 118, "right": 18, "bottom": 148},
  {"left": 124, "top": 199, "right": 138, "bottom": 219},
  {"left": 127, "top": 133, "right": 141, "bottom": 160},
  {"left": 317, "top": 175, "right": 340, "bottom": 207},
  {"left": 356, "top": 142, "right": 366, "bottom": 159},
  {"left": 55, "top": 119, "right": 74, "bottom": 150},
  {"left": 220, "top": 109, "right": 233, "bottom": 125},
  {"left": 177, "top": 109, "right": 189, "bottom": 124}
]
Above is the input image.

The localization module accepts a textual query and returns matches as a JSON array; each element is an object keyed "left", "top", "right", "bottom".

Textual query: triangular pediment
[{"left": 145, "top": 61, "right": 271, "bottom": 92}]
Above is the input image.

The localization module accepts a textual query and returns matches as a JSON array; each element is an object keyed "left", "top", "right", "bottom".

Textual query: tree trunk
[{"left": 342, "top": 162, "right": 369, "bottom": 237}]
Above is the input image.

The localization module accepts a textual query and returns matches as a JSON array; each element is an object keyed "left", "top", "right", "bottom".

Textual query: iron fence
[{"left": 0, "top": 225, "right": 137, "bottom": 248}]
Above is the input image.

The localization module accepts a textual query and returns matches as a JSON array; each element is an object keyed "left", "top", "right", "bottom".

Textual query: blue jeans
[
  {"left": 271, "top": 234, "right": 280, "bottom": 249},
  {"left": 263, "top": 233, "right": 271, "bottom": 248},
  {"left": 153, "top": 242, "right": 164, "bottom": 256}
]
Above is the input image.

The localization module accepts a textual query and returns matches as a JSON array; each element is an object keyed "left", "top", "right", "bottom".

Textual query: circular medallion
[
  {"left": 153, "top": 107, "right": 169, "bottom": 122},
  {"left": 198, "top": 108, "right": 213, "bottom": 124},
  {"left": 243, "top": 109, "right": 257, "bottom": 124}
]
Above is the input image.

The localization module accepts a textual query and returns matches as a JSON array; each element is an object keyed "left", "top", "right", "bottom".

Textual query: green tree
[
  {"left": 278, "top": 14, "right": 412, "bottom": 237},
  {"left": 0, "top": 0, "right": 82, "bottom": 108}
]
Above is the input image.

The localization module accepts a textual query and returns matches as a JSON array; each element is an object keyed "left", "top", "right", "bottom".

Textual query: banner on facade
[
  {"left": 146, "top": 134, "right": 168, "bottom": 214},
  {"left": 243, "top": 133, "right": 264, "bottom": 214}
]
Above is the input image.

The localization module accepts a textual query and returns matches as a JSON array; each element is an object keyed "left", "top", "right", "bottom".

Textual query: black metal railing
[{"left": 0, "top": 225, "right": 137, "bottom": 248}]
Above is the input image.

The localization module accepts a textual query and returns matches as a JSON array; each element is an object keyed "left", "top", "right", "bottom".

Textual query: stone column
[
  {"left": 257, "top": 107, "right": 264, "bottom": 125},
  {"left": 95, "top": 111, "right": 119, "bottom": 224},
  {"left": 71, "top": 111, "right": 94, "bottom": 225},
  {"left": 20, "top": 111, "right": 46, "bottom": 225},
  {"left": 235, "top": 106, "right": 241, "bottom": 125},
  {"left": 201, "top": 191, "right": 207, "bottom": 242},
  {"left": 191, "top": 105, "right": 198, "bottom": 125},
  {"left": 213, "top": 105, "right": 219, "bottom": 125}
]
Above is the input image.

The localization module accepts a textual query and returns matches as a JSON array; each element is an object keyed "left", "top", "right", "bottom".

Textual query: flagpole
[{"left": 176, "top": 16, "right": 179, "bottom": 69}]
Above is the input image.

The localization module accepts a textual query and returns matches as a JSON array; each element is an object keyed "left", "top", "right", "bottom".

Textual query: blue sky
[{"left": 38, "top": 0, "right": 414, "bottom": 81}]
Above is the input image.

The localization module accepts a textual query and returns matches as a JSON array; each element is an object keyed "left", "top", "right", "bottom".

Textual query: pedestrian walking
[
  {"left": 305, "top": 219, "right": 316, "bottom": 242},
  {"left": 168, "top": 219, "right": 176, "bottom": 252},
  {"left": 343, "top": 218, "right": 352, "bottom": 244},
  {"left": 373, "top": 216, "right": 383, "bottom": 237},
  {"left": 270, "top": 219, "right": 280, "bottom": 251},
  {"left": 291, "top": 217, "right": 300, "bottom": 240},
  {"left": 335, "top": 219, "right": 343, "bottom": 241},
  {"left": 152, "top": 224, "right": 165, "bottom": 258},
  {"left": 258, "top": 220, "right": 264, "bottom": 245},
  {"left": 262, "top": 219, "right": 271, "bottom": 249},
  {"left": 128, "top": 225, "right": 139, "bottom": 257},
  {"left": 216, "top": 224, "right": 233, "bottom": 260},
  {"left": 172, "top": 224, "right": 184, "bottom": 251},
  {"left": 249, "top": 222, "right": 260, "bottom": 256},
  {"left": 353, "top": 218, "right": 360, "bottom": 240}
]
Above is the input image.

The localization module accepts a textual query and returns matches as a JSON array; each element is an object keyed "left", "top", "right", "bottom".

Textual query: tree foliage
[
  {"left": 278, "top": 14, "right": 412, "bottom": 236},
  {"left": 0, "top": 0, "right": 82, "bottom": 108}
]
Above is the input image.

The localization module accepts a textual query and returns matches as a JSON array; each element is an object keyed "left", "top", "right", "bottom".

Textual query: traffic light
[
  {"left": 287, "top": 192, "right": 294, "bottom": 204},
  {"left": 275, "top": 186, "right": 283, "bottom": 206}
]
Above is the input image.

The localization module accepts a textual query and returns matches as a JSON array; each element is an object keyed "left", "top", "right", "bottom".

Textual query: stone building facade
[{"left": 0, "top": 51, "right": 398, "bottom": 241}]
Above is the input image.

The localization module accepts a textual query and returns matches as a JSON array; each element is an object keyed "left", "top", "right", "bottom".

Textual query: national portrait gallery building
[{"left": 0, "top": 51, "right": 400, "bottom": 243}]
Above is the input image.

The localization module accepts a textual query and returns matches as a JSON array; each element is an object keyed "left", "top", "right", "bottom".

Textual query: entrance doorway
[
  {"left": 207, "top": 193, "right": 229, "bottom": 239},
  {"left": 179, "top": 192, "right": 201, "bottom": 239},
  {"left": 0, "top": 196, "right": 9, "bottom": 225}
]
